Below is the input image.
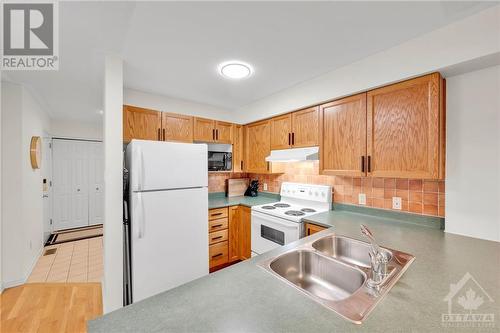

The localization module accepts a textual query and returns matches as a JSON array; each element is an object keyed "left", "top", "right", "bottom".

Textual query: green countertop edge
[
  {"left": 329, "top": 203, "right": 444, "bottom": 230},
  {"left": 208, "top": 192, "right": 280, "bottom": 209}
]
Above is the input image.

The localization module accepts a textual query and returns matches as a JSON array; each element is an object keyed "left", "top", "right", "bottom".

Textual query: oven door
[{"left": 251, "top": 210, "right": 300, "bottom": 255}]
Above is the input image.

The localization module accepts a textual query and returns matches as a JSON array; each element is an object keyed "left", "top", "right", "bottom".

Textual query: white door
[
  {"left": 41, "top": 135, "right": 53, "bottom": 241},
  {"left": 130, "top": 187, "right": 208, "bottom": 302},
  {"left": 53, "top": 140, "right": 76, "bottom": 230},
  {"left": 88, "top": 142, "right": 104, "bottom": 225},
  {"left": 72, "top": 141, "right": 89, "bottom": 227}
]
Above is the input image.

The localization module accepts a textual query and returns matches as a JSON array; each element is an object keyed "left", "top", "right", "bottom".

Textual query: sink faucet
[{"left": 360, "top": 224, "right": 389, "bottom": 289}]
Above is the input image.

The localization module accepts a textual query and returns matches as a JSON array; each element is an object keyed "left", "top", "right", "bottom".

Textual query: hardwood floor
[{"left": 0, "top": 283, "right": 102, "bottom": 333}]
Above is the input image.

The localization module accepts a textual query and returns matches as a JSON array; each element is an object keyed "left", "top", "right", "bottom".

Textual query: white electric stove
[{"left": 251, "top": 182, "right": 332, "bottom": 256}]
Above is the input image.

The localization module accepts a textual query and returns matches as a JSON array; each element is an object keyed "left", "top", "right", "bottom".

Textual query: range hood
[{"left": 265, "top": 147, "right": 319, "bottom": 162}]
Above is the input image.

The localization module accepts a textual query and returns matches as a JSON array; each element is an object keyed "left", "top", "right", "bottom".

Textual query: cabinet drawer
[
  {"left": 209, "top": 241, "right": 228, "bottom": 268},
  {"left": 209, "top": 229, "right": 228, "bottom": 245},
  {"left": 209, "top": 217, "right": 228, "bottom": 232},
  {"left": 209, "top": 207, "right": 228, "bottom": 220}
]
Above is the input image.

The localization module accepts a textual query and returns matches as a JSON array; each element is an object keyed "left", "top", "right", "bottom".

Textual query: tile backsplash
[{"left": 208, "top": 161, "right": 445, "bottom": 218}]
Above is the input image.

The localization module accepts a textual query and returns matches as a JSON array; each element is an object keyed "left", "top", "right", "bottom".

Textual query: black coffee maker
[{"left": 244, "top": 180, "right": 259, "bottom": 197}]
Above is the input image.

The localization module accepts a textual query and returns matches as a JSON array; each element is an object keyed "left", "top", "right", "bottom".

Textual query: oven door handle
[{"left": 251, "top": 211, "right": 300, "bottom": 228}]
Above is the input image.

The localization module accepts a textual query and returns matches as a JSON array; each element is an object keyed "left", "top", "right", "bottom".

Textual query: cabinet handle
[
  {"left": 216, "top": 129, "right": 219, "bottom": 141},
  {"left": 240, "top": 160, "right": 243, "bottom": 171},
  {"left": 211, "top": 224, "right": 223, "bottom": 228},
  {"left": 291, "top": 132, "right": 295, "bottom": 145},
  {"left": 157, "top": 128, "right": 161, "bottom": 141},
  {"left": 288, "top": 133, "right": 291, "bottom": 146},
  {"left": 211, "top": 212, "right": 223, "bottom": 217},
  {"left": 267, "top": 162, "right": 270, "bottom": 171},
  {"left": 162, "top": 129, "right": 166, "bottom": 141},
  {"left": 361, "top": 156, "right": 365, "bottom": 173},
  {"left": 307, "top": 227, "right": 311, "bottom": 236},
  {"left": 367, "top": 155, "right": 372, "bottom": 173},
  {"left": 212, "top": 236, "right": 223, "bottom": 240},
  {"left": 211, "top": 253, "right": 223, "bottom": 259}
]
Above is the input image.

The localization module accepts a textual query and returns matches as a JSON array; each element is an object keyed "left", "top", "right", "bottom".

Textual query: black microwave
[{"left": 208, "top": 151, "right": 232, "bottom": 171}]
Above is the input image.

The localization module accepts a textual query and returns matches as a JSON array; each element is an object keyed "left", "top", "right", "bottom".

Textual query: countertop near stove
[
  {"left": 208, "top": 192, "right": 279, "bottom": 209},
  {"left": 89, "top": 209, "right": 500, "bottom": 333}
]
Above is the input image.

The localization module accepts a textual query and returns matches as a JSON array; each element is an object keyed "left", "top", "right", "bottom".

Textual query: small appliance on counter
[
  {"left": 226, "top": 178, "right": 249, "bottom": 197},
  {"left": 244, "top": 180, "right": 259, "bottom": 197}
]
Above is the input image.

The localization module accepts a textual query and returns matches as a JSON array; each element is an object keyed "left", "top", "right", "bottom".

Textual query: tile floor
[{"left": 27, "top": 236, "right": 103, "bottom": 283}]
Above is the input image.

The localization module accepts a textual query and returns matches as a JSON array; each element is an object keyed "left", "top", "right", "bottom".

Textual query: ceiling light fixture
[{"left": 218, "top": 61, "right": 253, "bottom": 80}]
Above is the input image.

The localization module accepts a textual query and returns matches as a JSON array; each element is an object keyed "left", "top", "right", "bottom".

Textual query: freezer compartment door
[
  {"left": 130, "top": 187, "right": 208, "bottom": 302},
  {"left": 127, "top": 140, "right": 208, "bottom": 192}
]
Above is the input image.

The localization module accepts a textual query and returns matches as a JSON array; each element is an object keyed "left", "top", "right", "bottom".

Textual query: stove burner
[
  {"left": 284, "top": 210, "right": 305, "bottom": 216},
  {"left": 301, "top": 208, "right": 316, "bottom": 213},
  {"left": 274, "top": 203, "right": 291, "bottom": 208},
  {"left": 261, "top": 206, "right": 276, "bottom": 210}
]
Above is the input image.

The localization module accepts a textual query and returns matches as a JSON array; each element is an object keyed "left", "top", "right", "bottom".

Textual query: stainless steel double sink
[{"left": 258, "top": 231, "right": 415, "bottom": 324}]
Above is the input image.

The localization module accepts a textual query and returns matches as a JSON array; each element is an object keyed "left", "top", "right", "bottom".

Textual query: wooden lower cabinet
[
  {"left": 228, "top": 206, "right": 240, "bottom": 262},
  {"left": 209, "top": 241, "right": 228, "bottom": 268},
  {"left": 304, "top": 223, "right": 326, "bottom": 236},
  {"left": 239, "top": 206, "right": 251, "bottom": 260}
]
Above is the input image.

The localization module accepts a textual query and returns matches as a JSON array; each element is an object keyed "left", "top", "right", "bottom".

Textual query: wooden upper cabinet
[
  {"left": 269, "top": 107, "right": 319, "bottom": 150},
  {"left": 291, "top": 107, "right": 319, "bottom": 148},
  {"left": 319, "top": 93, "right": 367, "bottom": 177},
  {"left": 244, "top": 120, "right": 271, "bottom": 173},
  {"left": 366, "top": 73, "right": 445, "bottom": 179},
  {"left": 215, "top": 121, "right": 233, "bottom": 144},
  {"left": 232, "top": 124, "right": 244, "bottom": 172},
  {"left": 123, "top": 105, "right": 162, "bottom": 143},
  {"left": 193, "top": 117, "right": 216, "bottom": 142},
  {"left": 162, "top": 112, "right": 193, "bottom": 143},
  {"left": 270, "top": 114, "right": 292, "bottom": 150}
]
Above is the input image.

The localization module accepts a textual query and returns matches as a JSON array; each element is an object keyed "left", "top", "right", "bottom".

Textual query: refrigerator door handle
[
  {"left": 136, "top": 192, "right": 145, "bottom": 239},
  {"left": 138, "top": 146, "right": 145, "bottom": 191}
]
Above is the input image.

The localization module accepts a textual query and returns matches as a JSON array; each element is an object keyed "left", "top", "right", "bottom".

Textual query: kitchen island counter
[{"left": 89, "top": 209, "right": 500, "bottom": 332}]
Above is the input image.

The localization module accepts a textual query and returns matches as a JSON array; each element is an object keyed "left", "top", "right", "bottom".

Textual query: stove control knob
[
  {"left": 321, "top": 191, "right": 326, "bottom": 197},
  {"left": 314, "top": 191, "right": 318, "bottom": 196},
  {"left": 308, "top": 191, "right": 312, "bottom": 195}
]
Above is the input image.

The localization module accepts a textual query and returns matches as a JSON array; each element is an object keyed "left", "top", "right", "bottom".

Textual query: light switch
[{"left": 263, "top": 183, "right": 268, "bottom": 191}]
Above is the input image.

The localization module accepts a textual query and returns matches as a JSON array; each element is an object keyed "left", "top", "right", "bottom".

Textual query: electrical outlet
[
  {"left": 263, "top": 183, "right": 268, "bottom": 191},
  {"left": 358, "top": 193, "right": 366, "bottom": 205},
  {"left": 392, "top": 197, "right": 402, "bottom": 210}
]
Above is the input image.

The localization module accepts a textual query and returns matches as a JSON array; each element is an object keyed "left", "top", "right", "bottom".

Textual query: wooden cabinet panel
[
  {"left": 239, "top": 206, "right": 251, "bottom": 260},
  {"left": 161, "top": 112, "right": 193, "bottom": 143},
  {"left": 228, "top": 206, "right": 240, "bottom": 262},
  {"left": 367, "top": 73, "right": 444, "bottom": 179},
  {"left": 209, "top": 241, "right": 228, "bottom": 268},
  {"left": 123, "top": 105, "right": 161, "bottom": 143},
  {"left": 209, "top": 229, "right": 228, "bottom": 245},
  {"left": 292, "top": 107, "right": 319, "bottom": 148},
  {"left": 232, "top": 125, "right": 244, "bottom": 172},
  {"left": 244, "top": 120, "right": 271, "bottom": 173},
  {"left": 209, "top": 207, "right": 228, "bottom": 220},
  {"left": 215, "top": 121, "right": 233, "bottom": 144},
  {"left": 304, "top": 223, "right": 326, "bottom": 236},
  {"left": 208, "top": 217, "right": 228, "bottom": 233},
  {"left": 270, "top": 114, "right": 292, "bottom": 150},
  {"left": 319, "top": 93, "right": 367, "bottom": 177},
  {"left": 194, "top": 117, "right": 216, "bottom": 142}
]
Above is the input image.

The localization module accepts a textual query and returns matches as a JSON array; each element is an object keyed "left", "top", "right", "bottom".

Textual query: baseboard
[{"left": 1, "top": 245, "right": 44, "bottom": 290}]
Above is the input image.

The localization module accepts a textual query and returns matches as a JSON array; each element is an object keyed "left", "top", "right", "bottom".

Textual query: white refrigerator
[{"left": 125, "top": 140, "right": 208, "bottom": 303}]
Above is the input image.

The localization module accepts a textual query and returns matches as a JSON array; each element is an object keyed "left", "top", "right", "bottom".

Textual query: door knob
[
  {"left": 96, "top": 187, "right": 99, "bottom": 191},
  {"left": 77, "top": 188, "right": 80, "bottom": 192}
]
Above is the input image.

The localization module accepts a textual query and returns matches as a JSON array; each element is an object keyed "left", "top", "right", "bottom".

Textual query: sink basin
[
  {"left": 258, "top": 231, "right": 415, "bottom": 324},
  {"left": 312, "top": 235, "right": 392, "bottom": 268},
  {"left": 269, "top": 250, "right": 365, "bottom": 301}
]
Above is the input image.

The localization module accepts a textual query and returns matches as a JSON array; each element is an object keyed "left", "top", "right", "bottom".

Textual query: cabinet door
[
  {"left": 228, "top": 206, "right": 240, "bottom": 262},
  {"left": 304, "top": 223, "right": 326, "bottom": 236},
  {"left": 162, "top": 112, "right": 193, "bottom": 143},
  {"left": 367, "top": 73, "right": 444, "bottom": 179},
  {"left": 319, "top": 93, "right": 367, "bottom": 176},
  {"left": 193, "top": 117, "right": 215, "bottom": 142},
  {"left": 244, "top": 120, "right": 271, "bottom": 173},
  {"left": 270, "top": 114, "right": 292, "bottom": 150},
  {"left": 292, "top": 107, "right": 319, "bottom": 148},
  {"left": 123, "top": 105, "right": 162, "bottom": 142},
  {"left": 232, "top": 124, "right": 244, "bottom": 172},
  {"left": 239, "top": 206, "right": 251, "bottom": 260},
  {"left": 215, "top": 121, "right": 233, "bottom": 144}
]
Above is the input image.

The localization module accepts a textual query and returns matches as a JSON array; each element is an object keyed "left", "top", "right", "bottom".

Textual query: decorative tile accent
[{"left": 247, "top": 161, "right": 445, "bottom": 218}]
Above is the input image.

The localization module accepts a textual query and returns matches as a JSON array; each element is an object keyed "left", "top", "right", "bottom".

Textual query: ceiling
[{"left": 4, "top": 1, "right": 496, "bottom": 123}]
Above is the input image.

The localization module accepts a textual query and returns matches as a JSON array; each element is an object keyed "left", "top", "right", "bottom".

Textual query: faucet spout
[{"left": 360, "top": 224, "right": 389, "bottom": 289}]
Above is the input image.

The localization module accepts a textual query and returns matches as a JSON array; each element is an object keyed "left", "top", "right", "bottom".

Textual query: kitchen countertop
[
  {"left": 89, "top": 209, "right": 500, "bottom": 332},
  {"left": 208, "top": 192, "right": 280, "bottom": 209}
]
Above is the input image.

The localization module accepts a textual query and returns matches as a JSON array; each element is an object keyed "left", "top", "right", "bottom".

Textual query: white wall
[
  {"left": 235, "top": 5, "right": 500, "bottom": 123},
  {"left": 103, "top": 55, "right": 123, "bottom": 313},
  {"left": 124, "top": 88, "right": 236, "bottom": 123},
  {"left": 1, "top": 81, "right": 52, "bottom": 287},
  {"left": 445, "top": 65, "right": 500, "bottom": 242},
  {"left": 51, "top": 118, "right": 103, "bottom": 140}
]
